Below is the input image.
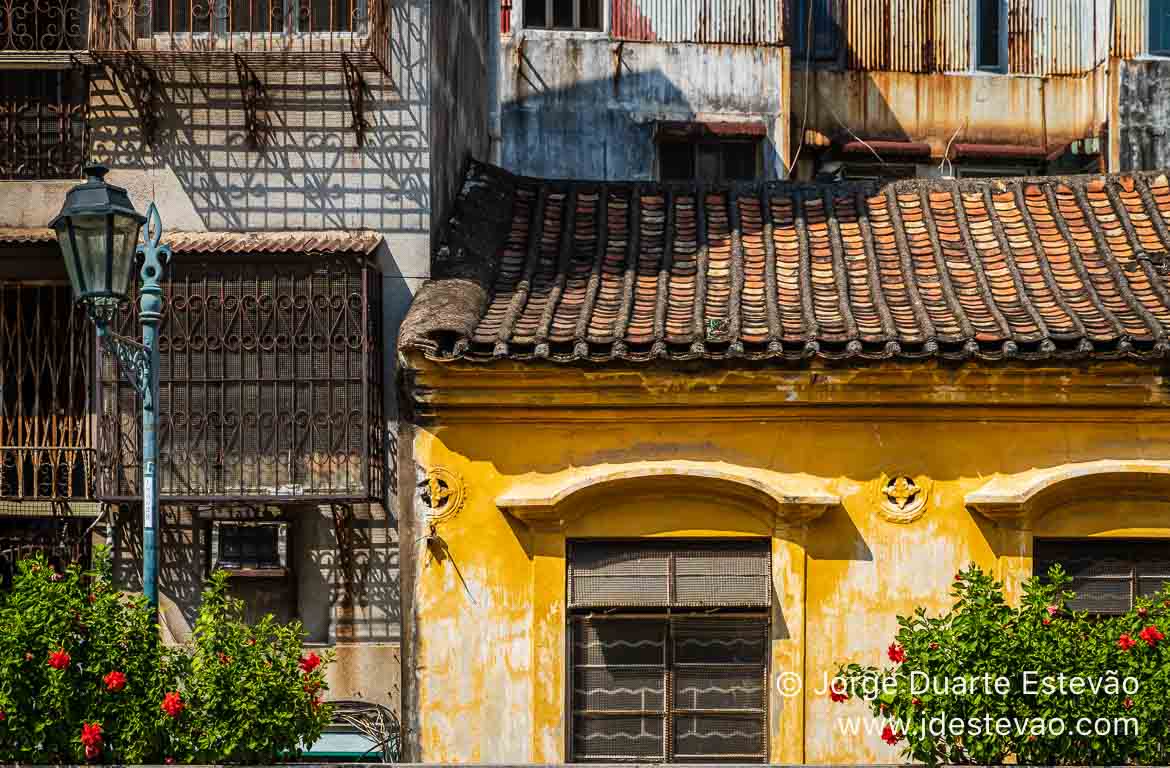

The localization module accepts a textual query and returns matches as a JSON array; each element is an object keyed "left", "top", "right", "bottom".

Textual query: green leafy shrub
[
  {"left": 832, "top": 564, "right": 1170, "bottom": 765},
  {"left": 0, "top": 552, "right": 332, "bottom": 764}
]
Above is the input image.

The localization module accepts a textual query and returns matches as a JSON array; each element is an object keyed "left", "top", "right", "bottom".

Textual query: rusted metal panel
[
  {"left": 501, "top": 0, "right": 512, "bottom": 33},
  {"left": 1008, "top": 0, "right": 1042, "bottom": 75},
  {"left": 1113, "top": 0, "right": 1146, "bottom": 57},
  {"left": 1046, "top": 0, "right": 1108, "bottom": 75},
  {"left": 934, "top": 0, "right": 970, "bottom": 70},
  {"left": 844, "top": 0, "right": 887, "bottom": 69},
  {"left": 611, "top": 0, "right": 784, "bottom": 45}
]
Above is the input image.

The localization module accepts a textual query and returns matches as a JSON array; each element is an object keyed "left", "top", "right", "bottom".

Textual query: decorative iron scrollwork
[{"left": 0, "top": 0, "right": 85, "bottom": 51}]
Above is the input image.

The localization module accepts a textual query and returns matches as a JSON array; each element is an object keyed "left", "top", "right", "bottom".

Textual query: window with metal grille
[
  {"left": 1034, "top": 539, "right": 1170, "bottom": 614},
  {"left": 523, "top": 0, "right": 600, "bottom": 29},
  {"left": 568, "top": 540, "right": 770, "bottom": 763},
  {"left": 0, "top": 70, "right": 88, "bottom": 181},
  {"left": 208, "top": 521, "right": 287, "bottom": 571},
  {"left": 1153, "top": 0, "right": 1170, "bottom": 55},
  {"left": 659, "top": 139, "right": 760, "bottom": 184}
]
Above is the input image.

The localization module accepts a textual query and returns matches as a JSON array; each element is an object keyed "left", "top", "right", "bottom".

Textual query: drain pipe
[{"left": 487, "top": 0, "right": 503, "bottom": 165}]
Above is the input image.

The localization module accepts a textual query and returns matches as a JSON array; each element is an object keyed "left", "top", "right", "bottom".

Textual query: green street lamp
[{"left": 50, "top": 164, "right": 170, "bottom": 607}]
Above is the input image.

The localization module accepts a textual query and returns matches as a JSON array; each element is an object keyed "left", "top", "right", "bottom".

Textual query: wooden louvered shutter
[{"left": 1034, "top": 539, "right": 1170, "bottom": 614}]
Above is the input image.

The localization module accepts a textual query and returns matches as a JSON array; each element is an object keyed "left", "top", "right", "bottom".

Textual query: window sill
[
  {"left": 214, "top": 566, "right": 289, "bottom": 579},
  {"left": 515, "top": 29, "right": 609, "bottom": 41}
]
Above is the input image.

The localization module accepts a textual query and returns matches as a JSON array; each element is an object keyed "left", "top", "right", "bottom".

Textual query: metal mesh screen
[
  {"left": 96, "top": 254, "right": 383, "bottom": 502},
  {"left": 1035, "top": 539, "right": 1170, "bottom": 614},
  {"left": 568, "top": 540, "right": 770, "bottom": 608},
  {"left": 568, "top": 541, "right": 769, "bottom": 763}
]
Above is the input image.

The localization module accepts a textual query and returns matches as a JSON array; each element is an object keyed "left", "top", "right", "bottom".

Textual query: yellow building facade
[{"left": 397, "top": 162, "right": 1170, "bottom": 763}]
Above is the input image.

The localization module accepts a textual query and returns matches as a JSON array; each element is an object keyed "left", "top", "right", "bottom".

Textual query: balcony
[
  {"left": 0, "top": 283, "right": 96, "bottom": 503},
  {"left": 96, "top": 249, "right": 385, "bottom": 504},
  {"left": 89, "top": 0, "right": 389, "bottom": 71},
  {"left": 0, "top": 0, "right": 88, "bottom": 66}
]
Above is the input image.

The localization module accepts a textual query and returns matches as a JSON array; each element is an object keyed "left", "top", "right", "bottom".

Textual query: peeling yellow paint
[{"left": 405, "top": 362, "right": 1170, "bottom": 764}]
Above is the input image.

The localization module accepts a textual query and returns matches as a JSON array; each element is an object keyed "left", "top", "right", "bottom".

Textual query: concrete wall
[
  {"left": 499, "top": 33, "right": 788, "bottom": 180},
  {"left": 1117, "top": 58, "right": 1170, "bottom": 172}
]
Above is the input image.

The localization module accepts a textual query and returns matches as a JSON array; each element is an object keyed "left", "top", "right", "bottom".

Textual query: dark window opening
[
  {"left": 955, "top": 165, "right": 1034, "bottom": 178},
  {"left": 210, "top": 521, "right": 286, "bottom": 570},
  {"left": 524, "top": 0, "right": 600, "bottom": 30},
  {"left": 1034, "top": 539, "right": 1170, "bottom": 615},
  {"left": 158, "top": 0, "right": 366, "bottom": 34},
  {"left": 1153, "top": 0, "right": 1170, "bottom": 55},
  {"left": 567, "top": 540, "right": 770, "bottom": 763},
  {"left": 0, "top": 70, "right": 88, "bottom": 181},
  {"left": 975, "top": 0, "right": 1004, "bottom": 70},
  {"left": 793, "top": 0, "right": 838, "bottom": 61},
  {"left": 659, "top": 139, "right": 760, "bottom": 183}
]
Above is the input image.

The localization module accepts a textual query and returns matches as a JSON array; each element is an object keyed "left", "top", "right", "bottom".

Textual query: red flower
[
  {"left": 103, "top": 670, "right": 126, "bottom": 693},
  {"left": 887, "top": 643, "right": 906, "bottom": 663},
  {"left": 0, "top": 710, "right": 6, "bottom": 721},
  {"left": 881, "top": 725, "right": 902, "bottom": 745},
  {"left": 929, "top": 642, "right": 939, "bottom": 650},
  {"left": 299, "top": 651, "right": 322, "bottom": 674},
  {"left": 1139, "top": 625, "right": 1165, "bottom": 647},
  {"left": 1119, "top": 633, "right": 1138, "bottom": 651},
  {"left": 48, "top": 649, "right": 70, "bottom": 670},
  {"left": 80, "top": 722, "right": 103, "bottom": 748},
  {"left": 87, "top": 593, "right": 96, "bottom": 604},
  {"left": 829, "top": 681, "right": 848, "bottom": 703},
  {"left": 1124, "top": 697, "right": 1135, "bottom": 710},
  {"left": 912, "top": 697, "right": 922, "bottom": 707},
  {"left": 311, "top": 695, "right": 322, "bottom": 710},
  {"left": 1139, "top": 607, "right": 1149, "bottom": 618},
  {"left": 84, "top": 744, "right": 100, "bottom": 761},
  {"left": 1046, "top": 604, "right": 1059, "bottom": 617},
  {"left": 23, "top": 652, "right": 32, "bottom": 662},
  {"left": 164, "top": 758, "right": 175, "bottom": 765},
  {"left": 1042, "top": 618, "right": 1052, "bottom": 626},
  {"left": 217, "top": 652, "right": 231, "bottom": 666},
  {"left": 161, "top": 691, "right": 184, "bottom": 718}
]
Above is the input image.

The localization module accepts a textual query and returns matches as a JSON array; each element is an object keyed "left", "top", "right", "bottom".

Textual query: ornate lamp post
[{"left": 50, "top": 164, "right": 171, "bottom": 607}]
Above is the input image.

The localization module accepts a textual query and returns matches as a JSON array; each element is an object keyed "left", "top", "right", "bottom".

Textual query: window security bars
[
  {"left": 0, "top": 0, "right": 87, "bottom": 50},
  {"left": 568, "top": 540, "right": 770, "bottom": 763},
  {"left": 97, "top": 255, "right": 384, "bottom": 503},
  {"left": 1035, "top": 539, "right": 1170, "bottom": 614},
  {"left": 0, "top": 71, "right": 89, "bottom": 181},
  {"left": 0, "top": 284, "right": 95, "bottom": 500}
]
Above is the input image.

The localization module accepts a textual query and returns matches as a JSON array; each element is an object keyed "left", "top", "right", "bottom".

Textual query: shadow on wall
[
  {"left": 501, "top": 65, "right": 698, "bottom": 180},
  {"left": 114, "top": 503, "right": 400, "bottom": 643},
  {"left": 88, "top": 0, "right": 431, "bottom": 233}
]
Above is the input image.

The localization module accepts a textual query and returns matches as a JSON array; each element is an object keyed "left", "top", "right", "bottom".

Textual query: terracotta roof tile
[
  {"left": 0, "top": 228, "right": 381, "bottom": 255},
  {"left": 400, "top": 161, "right": 1170, "bottom": 364}
]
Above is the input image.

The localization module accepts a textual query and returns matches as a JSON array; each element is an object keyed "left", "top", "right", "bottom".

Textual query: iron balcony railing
[
  {"left": 90, "top": 0, "right": 389, "bottom": 67},
  {"left": 97, "top": 254, "right": 385, "bottom": 504},
  {"left": 0, "top": 0, "right": 87, "bottom": 52},
  {"left": 0, "top": 284, "right": 96, "bottom": 502}
]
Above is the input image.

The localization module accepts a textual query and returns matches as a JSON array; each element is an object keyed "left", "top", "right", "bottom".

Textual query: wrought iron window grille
[{"left": 1035, "top": 538, "right": 1170, "bottom": 615}]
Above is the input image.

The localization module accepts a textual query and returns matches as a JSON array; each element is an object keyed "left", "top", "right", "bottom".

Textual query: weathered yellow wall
[{"left": 404, "top": 361, "right": 1170, "bottom": 764}]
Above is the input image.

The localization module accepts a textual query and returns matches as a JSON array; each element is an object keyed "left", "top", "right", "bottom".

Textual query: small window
[
  {"left": 1153, "top": 0, "right": 1170, "bottom": 55},
  {"left": 567, "top": 540, "right": 770, "bottom": 763},
  {"left": 523, "top": 0, "right": 601, "bottom": 30},
  {"left": 0, "top": 70, "right": 88, "bottom": 181},
  {"left": 955, "top": 165, "right": 1033, "bottom": 178},
  {"left": 974, "top": 0, "right": 1006, "bottom": 71},
  {"left": 209, "top": 521, "right": 288, "bottom": 572},
  {"left": 1034, "top": 539, "right": 1170, "bottom": 614},
  {"left": 659, "top": 139, "right": 760, "bottom": 183}
]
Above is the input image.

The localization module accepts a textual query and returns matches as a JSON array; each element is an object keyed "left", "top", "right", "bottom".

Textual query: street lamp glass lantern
[{"left": 49, "top": 164, "right": 147, "bottom": 316}]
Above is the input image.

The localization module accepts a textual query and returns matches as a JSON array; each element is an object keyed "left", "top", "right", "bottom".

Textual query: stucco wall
[
  {"left": 403, "top": 363, "right": 1170, "bottom": 764},
  {"left": 498, "top": 34, "right": 788, "bottom": 180},
  {"left": 1118, "top": 58, "right": 1170, "bottom": 172}
]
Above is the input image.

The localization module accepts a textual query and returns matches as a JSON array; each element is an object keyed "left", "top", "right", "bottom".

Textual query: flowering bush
[
  {"left": 832, "top": 564, "right": 1170, "bottom": 765},
  {"left": 0, "top": 552, "right": 332, "bottom": 764}
]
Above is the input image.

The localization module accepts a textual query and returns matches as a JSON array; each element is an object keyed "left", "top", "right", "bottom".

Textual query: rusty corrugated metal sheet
[
  {"left": 934, "top": 0, "right": 970, "bottom": 70},
  {"left": 501, "top": 0, "right": 512, "bottom": 34},
  {"left": 611, "top": 0, "right": 784, "bottom": 44},
  {"left": 1113, "top": 0, "right": 1146, "bottom": 57},
  {"left": 0, "top": 228, "right": 383, "bottom": 254},
  {"left": 845, "top": 0, "right": 889, "bottom": 69},
  {"left": 1008, "top": 0, "right": 1044, "bottom": 75},
  {"left": 1046, "top": 0, "right": 1108, "bottom": 75}
]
